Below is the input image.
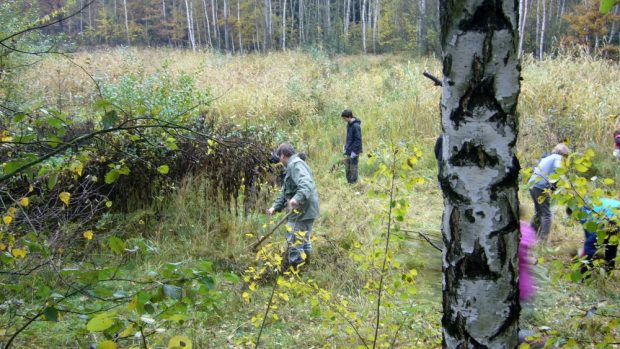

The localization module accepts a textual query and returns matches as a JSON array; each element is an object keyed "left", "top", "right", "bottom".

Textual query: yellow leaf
[
  {"left": 11, "top": 248, "right": 26, "bottom": 258},
  {"left": 279, "top": 293, "right": 289, "bottom": 301},
  {"left": 3, "top": 216, "right": 13, "bottom": 225},
  {"left": 59, "top": 192, "right": 70, "bottom": 206},
  {"left": 28, "top": 185, "right": 34, "bottom": 193},
  {"left": 242, "top": 292, "right": 251, "bottom": 303},
  {"left": 71, "top": 161, "right": 83, "bottom": 176},
  {"left": 105, "top": 201, "right": 113, "bottom": 208},
  {"left": 83, "top": 230, "right": 94, "bottom": 240},
  {"left": 7, "top": 207, "right": 16, "bottom": 217},
  {"left": 603, "top": 178, "right": 614, "bottom": 185},
  {"left": 167, "top": 335, "right": 192, "bottom": 349},
  {"left": 19, "top": 197, "right": 29, "bottom": 207},
  {"left": 0, "top": 243, "right": 6, "bottom": 251},
  {"left": 285, "top": 224, "right": 293, "bottom": 232}
]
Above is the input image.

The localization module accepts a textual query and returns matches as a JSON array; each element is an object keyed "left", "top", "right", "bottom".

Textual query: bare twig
[
  {"left": 422, "top": 71, "right": 442, "bottom": 87},
  {"left": 373, "top": 147, "right": 398, "bottom": 349}
]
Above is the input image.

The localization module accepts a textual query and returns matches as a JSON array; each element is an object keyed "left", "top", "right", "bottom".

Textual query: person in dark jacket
[{"left": 341, "top": 109, "right": 363, "bottom": 184}]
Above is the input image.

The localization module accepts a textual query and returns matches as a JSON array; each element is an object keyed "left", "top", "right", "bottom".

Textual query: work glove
[{"left": 351, "top": 152, "right": 357, "bottom": 159}]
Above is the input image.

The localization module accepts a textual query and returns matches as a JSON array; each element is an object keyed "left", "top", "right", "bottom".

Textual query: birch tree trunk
[
  {"left": 361, "top": 0, "right": 367, "bottom": 53},
  {"left": 372, "top": 0, "right": 380, "bottom": 53},
  {"left": 123, "top": 0, "right": 130, "bottom": 45},
  {"left": 539, "top": 0, "right": 546, "bottom": 60},
  {"left": 344, "top": 0, "right": 351, "bottom": 39},
  {"left": 184, "top": 0, "right": 196, "bottom": 50},
  {"left": 282, "top": 0, "right": 288, "bottom": 49},
  {"left": 518, "top": 0, "right": 528, "bottom": 58},
  {"left": 418, "top": 0, "right": 427, "bottom": 54},
  {"left": 202, "top": 0, "right": 213, "bottom": 48},
  {"left": 212, "top": 0, "right": 221, "bottom": 49},
  {"left": 237, "top": 0, "right": 242, "bottom": 53},
  {"left": 223, "top": 0, "right": 230, "bottom": 51},
  {"left": 535, "top": 0, "right": 540, "bottom": 58},
  {"left": 439, "top": 1, "right": 521, "bottom": 347}
]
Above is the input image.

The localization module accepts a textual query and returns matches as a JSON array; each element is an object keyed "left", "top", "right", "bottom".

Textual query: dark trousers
[
  {"left": 530, "top": 187, "right": 551, "bottom": 241},
  {"left": 581, "top": 235, "right": 618, "bottom": 275},
  {"left": 345, "top": 156, "right": 359, "bottom": 184}
]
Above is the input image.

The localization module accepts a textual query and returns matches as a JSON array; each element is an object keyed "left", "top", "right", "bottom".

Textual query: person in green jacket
[{"left": 267, "top": 143, "right": 320, "bottom": 268}]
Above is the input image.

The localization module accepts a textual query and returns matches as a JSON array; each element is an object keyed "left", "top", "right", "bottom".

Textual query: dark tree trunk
[{"left": 438, "top": 0, "right": 522, "bottom": 347}]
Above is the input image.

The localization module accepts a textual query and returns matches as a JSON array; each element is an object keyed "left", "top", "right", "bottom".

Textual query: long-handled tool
[{"left": 252, "top": 211, "right": 293, "bottom": 252}]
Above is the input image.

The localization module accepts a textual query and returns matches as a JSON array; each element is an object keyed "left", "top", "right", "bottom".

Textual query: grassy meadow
[{"left": 8, "top": 48, "right": 620, "bottom": 348}]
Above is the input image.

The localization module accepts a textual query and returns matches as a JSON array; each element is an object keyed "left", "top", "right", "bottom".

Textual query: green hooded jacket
[{"left": 272, "top": 154, "right": 320, "bottom": 222}]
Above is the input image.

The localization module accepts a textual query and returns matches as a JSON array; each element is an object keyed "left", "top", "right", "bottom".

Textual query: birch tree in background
[
  {"left": 123, "top": 0, "right": 130, "bottom": 44},
  {"left": 184, "top": 0, "right": 196, "bottom": 50},
  {"left": 438, "top": 0, "right": 521, "bottom": 347}
]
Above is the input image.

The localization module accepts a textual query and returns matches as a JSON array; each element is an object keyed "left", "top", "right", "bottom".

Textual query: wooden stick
[
  {"left": 422, "top": 70, "right": 443, "bottom": 87},
  {"left": 252, "top": 211, "right": 293, "bottom": 252}
]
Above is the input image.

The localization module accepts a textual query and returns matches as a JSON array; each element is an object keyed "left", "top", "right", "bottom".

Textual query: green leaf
[
  {"left": 104, "top": 169, "right": 120, "bottom": 184},
  {"left": 47, "top": 172, "right": 59, "bottom": 190},
  {"left": 168, "top": 335, "right": 192, "bottom": 349},
  {"left": 94, "top": 99, "right": 112, "bottom": 110},
  {"left": 157, "top": 165, "right": 170, "bottom": 174},
  {"left": 108, "top": 236, "right": 125, "bottom": 254},
  {"left": 96, "top": 340, "right": 117, "bottom": 349},
  {"left": 44, "top": 307, "right": 59, "bottom": 322},
  {"left": 600, "top": 0, "right": 618, "bottom": 13},
  {"left": 87, "top": 315, "right": 115, "bottom": 332},
  {"left": 222, "top": 272, "right": 240, "bottom": 283}
]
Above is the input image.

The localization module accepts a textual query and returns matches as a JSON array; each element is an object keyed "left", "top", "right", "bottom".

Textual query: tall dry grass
[{"left": 18, "top": 48, "right": 619, "bottom": 176}]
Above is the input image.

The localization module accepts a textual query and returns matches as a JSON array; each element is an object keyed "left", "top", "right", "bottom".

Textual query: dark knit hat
[{"left": 341, "top": 109, "right": 353, "bottom": 118}]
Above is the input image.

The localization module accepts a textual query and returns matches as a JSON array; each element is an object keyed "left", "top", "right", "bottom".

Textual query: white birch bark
[
  {"left": 540, "top": 0, "right": 546, "bottom": 60},
  {"left": 202, "top": 0, "right": 213, "bottom": 48},
  {"left": 518, "top": 0, "right": 528, "bottom": 57},
  {"left": 282, "top": 0, "right": 288, "bottom": 49},
  {"left": 184, "top": 0, "right": 196, "bottom": 50},
  {"left": 362, "top": 0, "right": 367, "bottom": 53},
  {"left": 123, "top": 0, "right": 130, "bottom": 45},
  {"left": 439, "top": 0, "right": 521, "bottom": 347}
]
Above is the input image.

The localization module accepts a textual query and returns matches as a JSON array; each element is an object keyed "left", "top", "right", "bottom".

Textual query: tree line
[{"left": 22, "top": 0, "right": 620, "bottom": 56}]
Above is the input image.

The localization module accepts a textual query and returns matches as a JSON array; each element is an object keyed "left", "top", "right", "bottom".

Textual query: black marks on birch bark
[
  {"left": 450, "top": 141, "right": 498, "bottom": 168},
  {"left": 458, "top": 0, "right": 512, "bottom": 32}
]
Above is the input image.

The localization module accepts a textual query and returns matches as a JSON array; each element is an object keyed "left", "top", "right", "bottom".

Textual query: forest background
[{"left": 1, "top": 0, "right": 620, "bottom": 348}]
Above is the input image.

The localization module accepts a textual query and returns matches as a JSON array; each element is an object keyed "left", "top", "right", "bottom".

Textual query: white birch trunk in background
[
  {"left": 80, "top": 0, "right": 84, "bottom": 36},
  {"left": 201, "top": 0, "right": 213, "bottom": 48},
  {"left": 162, "top": 0, "right": 166, "bottom": 20},
  {"left": 237, "top": 0, "right": 242, "bottom": 52},
  {"left": 439, "top": 0, "right": 521, "bottom": 347},
  {"left": 540, "top": 0, "right": 546, "bottom": 60},
  {"left": 299, "top": 0, "right": 304, "bottom": 43},
  {"left": 184, "top": 0, "right": 196, "bottom": 50},
  {"left": 344, "top": 0, "right": 351, "bottom": 38},
  {"left": 361, "top": 0, "right": 367, "bottom": 53},
  {"left": 535, "top": 0, "right": 540, "bottom": 57},
  {"left": 224, "top": 0, "right": 230, "bottom": 51},
  {"left": 123, "top": 0, "right": 130, "bottom": 45},
  {"left": 518, "top": 0, "right": 528, "bottom": 57},
  {"left": 212, "top": 0, "right": 221, "bottom": 49},
  {"left": 282, "top": 0, "right": 288, "bottom": 49},
  {"left": 372, "top": 0, "right": 380, "bottom": 53},
  {"left": 418, "top": 0, "right": 427, "bottom": 54}
]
